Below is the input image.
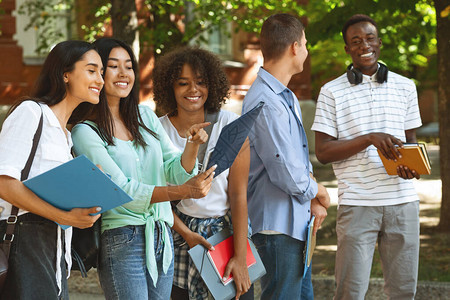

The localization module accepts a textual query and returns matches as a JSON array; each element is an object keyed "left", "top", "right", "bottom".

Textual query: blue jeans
[
  {"left": 98, "top": 222, "right": 174, "bottom": 300},
  {"left": 252, "top": 233, "right": 314, "bottom": 300}
]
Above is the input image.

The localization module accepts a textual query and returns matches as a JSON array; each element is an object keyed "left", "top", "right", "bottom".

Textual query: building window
[{"left": 14, "top": 0, "right": 72, "bottom": 65}]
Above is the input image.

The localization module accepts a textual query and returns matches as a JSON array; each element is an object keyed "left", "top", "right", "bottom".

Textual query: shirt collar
[
  {"left": 257, "top": 67, "right": 290, "bottom": 95},
  {"left": 361, "top": 63, "right": 381, "bottom": 83},
  {"left": 41, "top": 103, "right": 73, "bottom": 146},
  {"left": 41, "top": 103, "right": 62, "bottom": 128}
]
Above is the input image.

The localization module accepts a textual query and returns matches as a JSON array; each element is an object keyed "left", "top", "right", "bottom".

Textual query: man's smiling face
[{"left": 345, "top": 21, "right": 382, "bottom": 76}]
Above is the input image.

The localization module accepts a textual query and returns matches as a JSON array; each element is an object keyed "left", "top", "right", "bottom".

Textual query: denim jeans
[
  {"left": 0, "top": 213, "right": 68, "bottom": 300},
  {"left": 98, "top": 222, "right": 174, "bottom": 300},
  {"left": 252, "top": 233, "right": 314, "bottom": 300}
]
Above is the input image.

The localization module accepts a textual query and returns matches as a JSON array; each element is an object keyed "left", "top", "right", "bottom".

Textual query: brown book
[{"left": 377, "top": 143, "right": 431, "bottom": 175}]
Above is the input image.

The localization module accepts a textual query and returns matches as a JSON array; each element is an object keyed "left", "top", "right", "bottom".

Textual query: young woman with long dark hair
[
  {"left": 0, "top": 40, "right": 103, "bottom": 299},
  {"left": 71, "top": 38, "right": 215, "bottom": 299}
]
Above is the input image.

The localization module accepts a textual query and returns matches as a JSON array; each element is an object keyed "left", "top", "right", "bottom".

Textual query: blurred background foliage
[{"left": 16, "top": 0, "right": 438, "bottom": 98}]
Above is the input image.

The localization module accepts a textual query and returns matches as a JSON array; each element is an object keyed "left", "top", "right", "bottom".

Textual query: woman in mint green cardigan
[{"left": 71, "top": 38, "right": 215, "bottom": 300}]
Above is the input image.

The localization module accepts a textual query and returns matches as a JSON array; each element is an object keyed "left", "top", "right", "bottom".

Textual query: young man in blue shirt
[{"left": 242, "top": 13, "right": 330, "bottom": 299}]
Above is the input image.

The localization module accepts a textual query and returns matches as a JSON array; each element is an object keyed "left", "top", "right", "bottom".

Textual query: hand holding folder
[
  {"left": 206, "top": 235, "right": 256, "bottom": 286},
  {"left": 23, "top": 155, "right": 133, "bottom": 229},
  {"left": 303, "top": 216, "right": 316, "bottom": 278},
  {"left": 188, "top": 229, "right": 266, "bottom": 300}
]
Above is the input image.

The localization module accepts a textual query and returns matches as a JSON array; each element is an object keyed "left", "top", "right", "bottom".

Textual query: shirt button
[
  {"left": 136, "top": 158, "right": 140, "bottom": 162},
  {"left": 276, "top": 154, "right": 280, "bottom": 158},
  {"left": 303, "top": 144, "right": 306, "bottom": 148},
  {"left": 308, "top": 209, "right": 310, "bottom": 213}
]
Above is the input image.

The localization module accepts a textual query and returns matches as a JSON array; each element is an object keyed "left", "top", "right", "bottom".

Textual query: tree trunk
[
  {"left": 110, "top": 0, "right": 139, "bottom": 60},
  {"left": 436, "top": 0, "right": 450, "bottom": 231}
]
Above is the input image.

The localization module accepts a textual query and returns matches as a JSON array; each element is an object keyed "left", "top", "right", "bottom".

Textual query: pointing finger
[
  {"left": 190, "top": 122, "right": 211, "bottom": 131},
  {"left": 202, "top": 164, "right": 217, "bottom": 179}
]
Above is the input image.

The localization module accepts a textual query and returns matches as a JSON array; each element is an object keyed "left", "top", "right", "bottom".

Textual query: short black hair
[
  {"left": 153, "top": 46, "right": 229, "bottom": 116},
  {"left": 260, "top": 13, "right": 305, "bottom": 61},
  {"left": 342, "top": 14, "right": 379, "bottom": 44}
]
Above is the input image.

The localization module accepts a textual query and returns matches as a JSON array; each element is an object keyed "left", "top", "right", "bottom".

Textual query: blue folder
[
  {"left": 23, "top": 155, "right": 133, "bottom": 229},
  {"left": 188, "top": 229, "right": 266, "bottom": 300},
  {"left": 204, "top": 101, "right": 264, "bottom": 176},
  {"left": 303, "top": 215, "right": 316, "bottom": 278}
]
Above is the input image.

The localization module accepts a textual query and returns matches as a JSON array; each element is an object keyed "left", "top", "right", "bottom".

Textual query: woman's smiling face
[
  {"left": 103, "top": 47, "right": 135, "bottom": 101},
  {"left": 172, "top": 64, "right": 209, "bottom": 114}
]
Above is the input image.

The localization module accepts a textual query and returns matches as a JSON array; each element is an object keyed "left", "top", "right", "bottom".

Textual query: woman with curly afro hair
[{"left": 155, "top": 47, "right": 253, "bottom": 300}]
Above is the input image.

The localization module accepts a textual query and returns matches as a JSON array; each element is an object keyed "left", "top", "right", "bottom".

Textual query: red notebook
[{"left": 207, "top": 236, "right": 256, "bottom": 285}]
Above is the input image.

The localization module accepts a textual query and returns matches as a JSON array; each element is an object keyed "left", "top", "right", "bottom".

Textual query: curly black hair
[{"left": 153, "top": 47, "right": 229, "bottom": 116}]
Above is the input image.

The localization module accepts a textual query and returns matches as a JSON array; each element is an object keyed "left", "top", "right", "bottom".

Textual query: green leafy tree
[
  {"left": 305, "top": 0, "right": 437, "bottom": 97},
  {"left": 17, "top": 0, "right": 306, "bottom": 56},
  {"left": 113, "top": 0, "right": 306, "bottom": 56}
]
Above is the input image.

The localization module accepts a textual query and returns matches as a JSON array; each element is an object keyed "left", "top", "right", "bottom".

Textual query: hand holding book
[
  {"left": 377, "top": 143, "right": 431, "bottom": 177},
  {"left": 207, "top": 236, "right": 256, "bottom": 286},
  {"left": 369, "top": 132, "right": 405, "bottom": 161},
  {"left": 188, "top": 229, "right": 266, "bottom": 300},
  {"left": 221, "top": 254, "right": 252, "bottom": 299}
]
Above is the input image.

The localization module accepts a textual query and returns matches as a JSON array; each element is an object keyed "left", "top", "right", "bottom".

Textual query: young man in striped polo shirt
[{"left": 312, "top": 14, "right": 422, "bottom": 300}]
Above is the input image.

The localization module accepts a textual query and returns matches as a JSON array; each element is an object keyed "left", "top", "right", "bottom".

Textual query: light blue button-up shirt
[{"left": 242, "top": 67, "right": 318, "bottom": 241}]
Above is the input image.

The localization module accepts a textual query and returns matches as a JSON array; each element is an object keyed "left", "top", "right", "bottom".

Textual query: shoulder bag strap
[
  {"left": 197, "top": 110, "right": 219, "bottom": 170},
  {"left": 3, "top": 105, "right": 44, "bottom": 257}
]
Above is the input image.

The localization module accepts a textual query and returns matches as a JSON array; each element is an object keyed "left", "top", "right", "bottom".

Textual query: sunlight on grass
[
  {"left": 414, "top": 180, "right": 442, "bottom": 202},
  {"left": 420, "top": 216, "right": 440, "bottom": 226},
  {"left": 419, "top": 234, "right": 432, "bottom": 239},
  {"left": 315, "top": 245, "right": 337, "bottom": 251}
]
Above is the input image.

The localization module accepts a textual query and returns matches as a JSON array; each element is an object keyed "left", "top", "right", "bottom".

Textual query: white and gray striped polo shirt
[{"left": 312, "top": 71, "right": 422, "bottom": 206}]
